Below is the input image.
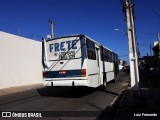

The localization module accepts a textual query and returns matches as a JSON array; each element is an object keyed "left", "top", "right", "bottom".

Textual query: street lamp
[
  {"left": 115, "top": 27, "right": 140, "bottom": 96},
  {"left": 114, "top": 29, "right": 127, "bottom": 35}
]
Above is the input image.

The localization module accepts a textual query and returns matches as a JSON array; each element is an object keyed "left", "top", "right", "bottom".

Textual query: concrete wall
[{"left": 0, "top": 31, "right": 42, "bottom": 89}]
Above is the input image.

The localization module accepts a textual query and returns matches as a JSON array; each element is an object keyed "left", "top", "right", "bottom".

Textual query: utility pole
[
  {"left": 158, "top": 33, "right": 160, "bottom": 59},
  {"left": 48, "top": 19, "right": 55, "bottom": 38},
  {"left": 18, "top": 28, "right": 20, "bottom": 36},
  {"left": 123, "top": 0, "right": 140, "bottom": 96},
  {"left": 150, "top": 44, "right": 152, "bottom": 57}
]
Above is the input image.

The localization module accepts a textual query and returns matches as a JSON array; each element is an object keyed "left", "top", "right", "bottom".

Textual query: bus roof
[
  {"left": 45, "top": 34, "right": 84, "bottom": 42},
  {"left": 44, "top": 34, "right": 116, "bottom": 55}
]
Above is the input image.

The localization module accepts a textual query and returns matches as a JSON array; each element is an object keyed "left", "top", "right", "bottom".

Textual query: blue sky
[{"left": 0, "top": 0, "right": 160, "bottom": 63}]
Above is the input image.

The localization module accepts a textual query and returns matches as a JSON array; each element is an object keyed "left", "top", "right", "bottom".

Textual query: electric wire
[{"left": 144, "top": 0, "right": 160, "bottom": 19}]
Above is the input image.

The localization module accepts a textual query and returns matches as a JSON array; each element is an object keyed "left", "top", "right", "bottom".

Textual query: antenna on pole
[
  {"left": 18, "top": 28, "right": 20, "bottom": 36},
  {"left": 48, "top": 19, "right": 56, "bottom": 38}
]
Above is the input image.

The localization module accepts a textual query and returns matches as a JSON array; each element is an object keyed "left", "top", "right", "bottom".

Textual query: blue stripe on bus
[{"left": 45, "top": 69, "right": 82, "bottom": 78}]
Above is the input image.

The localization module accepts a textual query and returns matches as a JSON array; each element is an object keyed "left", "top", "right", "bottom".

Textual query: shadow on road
[
  {"left": 96, "top": 90, "right": 125, "bottom": 120},
  {"left": 103, "top": 90, "right": 120, "bottom": 96},
  {"left": 37, "top": 86, "right": 96, "bottom": 98}
]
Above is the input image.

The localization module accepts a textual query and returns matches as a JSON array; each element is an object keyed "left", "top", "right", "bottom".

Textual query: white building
[{"left": 0, "top": 31, "right": 42, "bottom": 89}]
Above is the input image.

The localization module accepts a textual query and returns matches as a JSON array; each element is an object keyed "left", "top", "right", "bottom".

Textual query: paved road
[{"left": 0, "top": 72, "right": 129, "bottom": 120}]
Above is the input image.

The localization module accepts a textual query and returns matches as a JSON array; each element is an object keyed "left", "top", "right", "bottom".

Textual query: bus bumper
[{"left": 43, "top": 78, "right": 88, "bottom": 87}]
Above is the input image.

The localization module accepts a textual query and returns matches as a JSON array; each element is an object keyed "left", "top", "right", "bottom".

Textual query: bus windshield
[{"left": 46, "top": 37, "right": 81, "bottom": 61}]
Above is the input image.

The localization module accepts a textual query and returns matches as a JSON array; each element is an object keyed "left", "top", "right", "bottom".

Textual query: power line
[
  {"left": 138, "top": 32, "right": 156, "bottom": 35},
  {"left": 138, "top": 43, "right": 151, "bottom": 45},
  {"left": 139, "top": 45, "right": 149, "bottom": 49},
  {"left": 144, "top": 0, "right": 160, "bottom": 19},
  {"left": 119, "top": 54, "right": 129, "bottom": 57},
  {"left": 71, "top": 0, "right": 102, "bottom": 26}
]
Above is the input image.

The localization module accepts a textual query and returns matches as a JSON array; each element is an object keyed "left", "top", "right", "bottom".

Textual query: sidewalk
[
  {"left": 113, "top": 70, "right": 160, "bottom": 120},
  {"left": 0, "top": 84, "right": 43, "bottom": 96}
]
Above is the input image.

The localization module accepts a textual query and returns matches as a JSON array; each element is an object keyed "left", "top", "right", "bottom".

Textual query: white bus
[{"left": 42, "top": 34, "right": 119, "bottom": 90}]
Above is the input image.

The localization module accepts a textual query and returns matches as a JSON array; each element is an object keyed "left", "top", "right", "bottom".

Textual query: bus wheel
[
  {"left": 113, "top": 78, "right": 117, "bottom": 83},
  {"left": 101, "top": 74, "right": 107, "bottom": 91},
  {"left": 102, "top": 81, "right": 107, "bottom": 91},
  {"left": 113, "top": 73, "right": 117, "bottom": 83}
]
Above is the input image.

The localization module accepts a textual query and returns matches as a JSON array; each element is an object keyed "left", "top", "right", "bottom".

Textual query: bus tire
[
  {"left": 113, "top": 78, "right": 117, "bottom": 83},
  {"left": 102, "top": 73, "right": 107, "bottom": 91},
  {"left": 113, "top": 73, "right": 117, "bottom": 83}
]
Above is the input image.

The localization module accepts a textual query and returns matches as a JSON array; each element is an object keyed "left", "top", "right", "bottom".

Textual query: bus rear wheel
[
  {"left": 113, "top": 73, "right": 118, "bottom": 83},
  {"left": 101, "top": 74, "right": 107, "bottom": 91}
]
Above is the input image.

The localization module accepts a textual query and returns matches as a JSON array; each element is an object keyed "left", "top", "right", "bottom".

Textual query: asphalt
[
  {"left": 2, "top": 71, "right": 158, "bottom": 120},
  {"left": 113, "top": 70, "right": 160, "bottom": 120},
  {"left": 0, "top": 72, "right": 130, "bottom": 120}
]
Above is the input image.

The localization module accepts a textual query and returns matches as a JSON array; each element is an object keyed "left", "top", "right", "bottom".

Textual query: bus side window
[
  {"left": 108, "top": 51, "right": 112, "bottom": 62},
  {"left": 100, "top": 46, "right": 103, "bottom": 61},
  {"left": 86, "top": 39, "right": 96, "bottom": 60},
  {"left": 111, "top": 52, "right": 114, "bottom": 62},
  {"left": 104, "top": 49, "right": 108, "bottom": 62}
]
